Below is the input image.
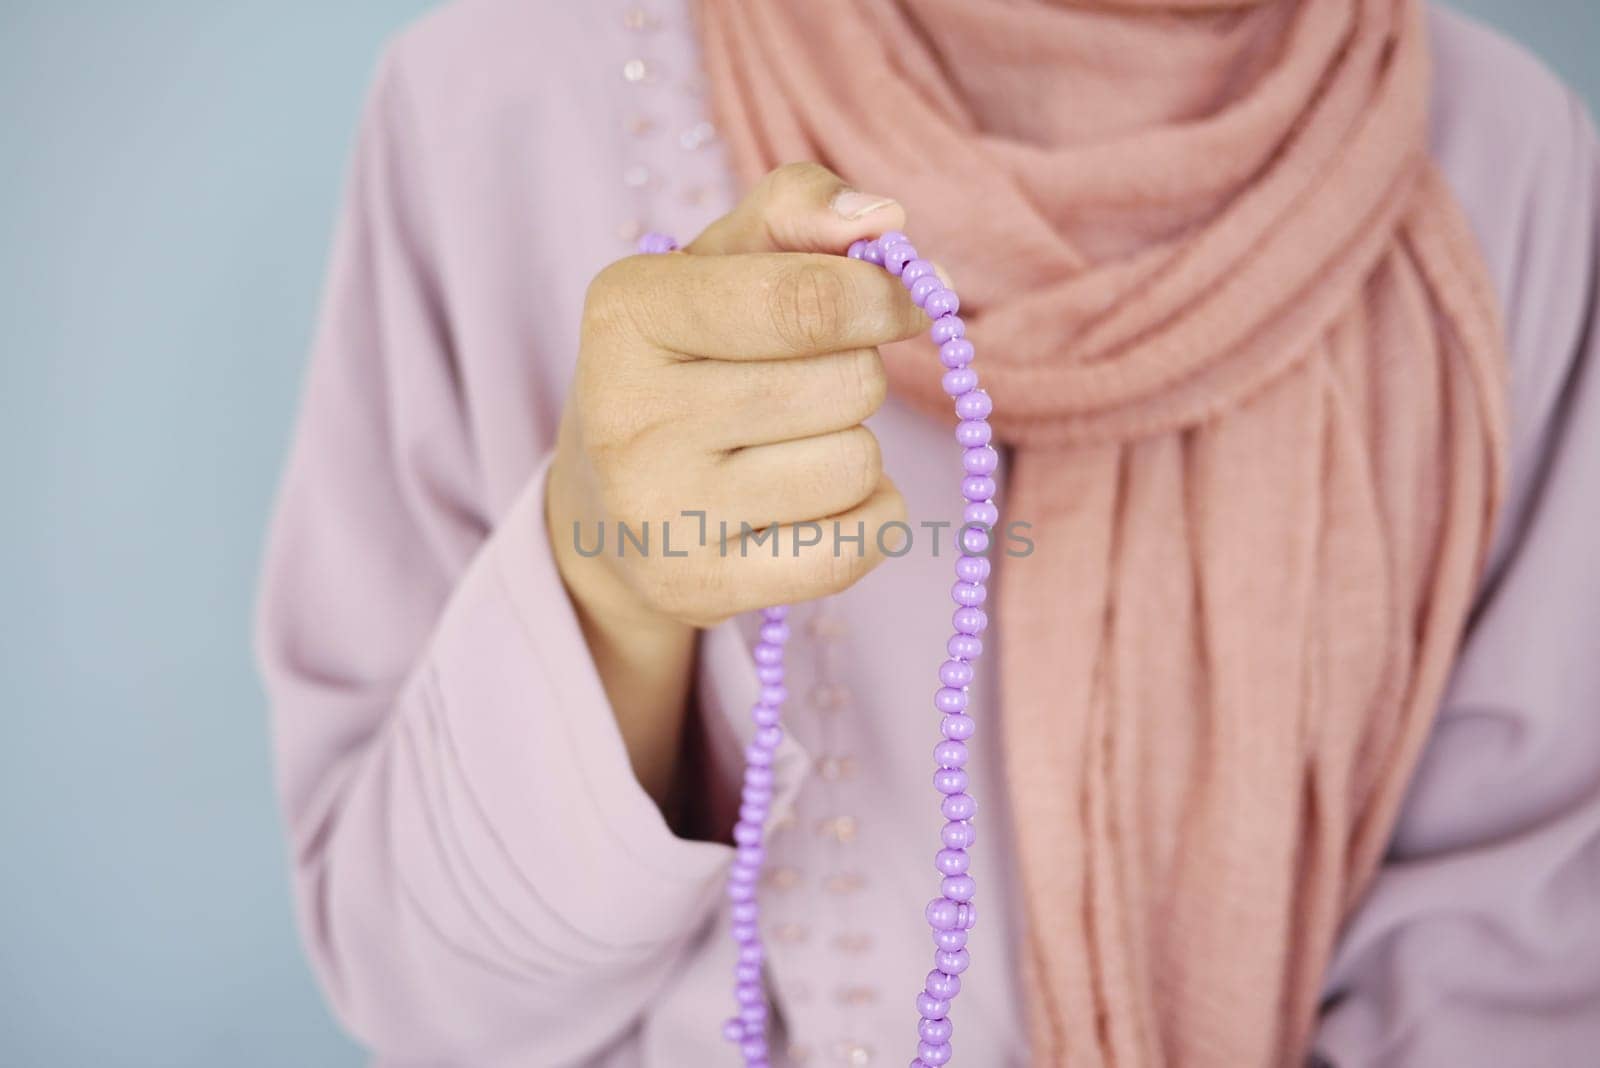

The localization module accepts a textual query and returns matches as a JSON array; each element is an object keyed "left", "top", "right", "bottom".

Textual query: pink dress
[{"left": 256, "top": 3, "right": 1600, "bottom": 1064}]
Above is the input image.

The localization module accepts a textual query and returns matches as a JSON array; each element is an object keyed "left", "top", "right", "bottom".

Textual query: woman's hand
[{"left": 546, "top": 163, "right": 925, "bottom": 803}]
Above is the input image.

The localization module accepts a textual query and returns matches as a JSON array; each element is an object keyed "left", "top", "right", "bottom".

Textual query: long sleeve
[
  {"left": 1312, "top": 60, "right": 1600, "bottom": 1065},
  {"left": 254, "top": 47, "right": 805, "bottom": 1065}
]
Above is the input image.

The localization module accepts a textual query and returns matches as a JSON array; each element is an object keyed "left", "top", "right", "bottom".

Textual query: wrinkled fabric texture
[
  {"left": 255, "top": 2, "right": 1600, "bottom": 1064},
  {"left": 698, "top": 0, "right": 1509, "bottom": 1061}
]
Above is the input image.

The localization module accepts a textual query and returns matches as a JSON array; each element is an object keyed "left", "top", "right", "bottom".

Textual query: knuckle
[
  {"left": 763, "top": 161, "right": 831, "bottom": 204},
  {"left": 839, "top": 349, "right": 888, "bottom": 421},
  {"left": 834, "top": 427, "right": 882, "bottom": 499},
  {"left": 767, "top": 261, "right": 850, "bottom": 352},
  {"left": 581, "top": 259, "right": 634, "bottom": 340}
]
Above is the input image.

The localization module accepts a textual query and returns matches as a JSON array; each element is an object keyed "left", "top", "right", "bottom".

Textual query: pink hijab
[{"left": 697, "top": 0, "right": 1508, "bottom": 1062}]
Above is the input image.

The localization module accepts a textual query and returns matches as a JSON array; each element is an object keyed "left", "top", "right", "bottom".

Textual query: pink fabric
[
  {"left": 696, "top": 3, "right": 1509, "bottom": 1061},
  {"left": 255, "top": 3, "right": 1600, "bottom": 1064}
]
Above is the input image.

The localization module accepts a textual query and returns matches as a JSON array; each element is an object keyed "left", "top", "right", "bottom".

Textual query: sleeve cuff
[{"left": 425, "top": 454, "right": 808, "bottom": 948}]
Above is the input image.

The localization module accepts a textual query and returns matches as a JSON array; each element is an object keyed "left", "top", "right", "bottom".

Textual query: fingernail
[{"left": 831, "top": 189, "right": 898, "bottom": 220}]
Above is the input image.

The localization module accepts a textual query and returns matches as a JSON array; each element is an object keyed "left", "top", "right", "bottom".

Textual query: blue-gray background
[{"left": 0, "top": 2, "right": 1594, "bottom": 1064}]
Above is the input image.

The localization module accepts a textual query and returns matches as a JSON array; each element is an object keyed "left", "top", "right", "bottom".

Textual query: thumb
[{"left": 686, "top": 162, "right": 905, "bottom": 257}]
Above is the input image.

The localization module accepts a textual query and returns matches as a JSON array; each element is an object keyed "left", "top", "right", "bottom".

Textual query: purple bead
[
  {"left": 957, "top": 900, "right": 978, "bottom": 930},
  {"left": 751, "top": 703, "right": 780, "bottom": 728},
  {"left": 739, "top": 803, "right": 767, "bottom": 825},
  {"left": 963, "top": 446, "right": 999, "bottom": 476},
  {"left": 934, "top": 928, "right": 968, "bottom": 952},
  {"left": 941, "top": 367, "right": 977, "bottom": 397},
  {"left": 737, "top": 844, "right": 762, "bottom": 866},
  {"left": 953, "top": 607, "right": 987, "bottom": 634},
  {"left": 846, "top": 239, "right": 868, "bottom": 260},
  {"left": 762, "top": 605, "right": 788, "bottom": 622},
  {"left": 740, "top": 1037, "right": 766, "bottom": 1061},
  {"left": 933, "top": 768, "right": 968, "bottom": 795},
  {"left": 941, "top": 713, "right": 976, "bottom": 741},
  {"left": 739, "top": 943, "right": 764, "bottom": 965},
  {"left": 941, "top": 874, "right": 976, "bottom": 902},
  {"left": 936, "top": 948, "right": 971, "bottom": 975},
  {"left": 861, "top": 240, "right": 885, "bottom": 265},
  {"left": 934, "top": 739, "right": 968, "bottom": 768},
  {"left": 744, "top": 742, "right": 773, "bottom": 767},
  {"left": 925, "top": 897, "right": 959, "bottom": 931},
  {"left": 941, "top": 793, "right": 977, "bottom": 820},
  {"left": 938, "top": 339, "right": 975, "bottom": 370},
  {"left": 941, "top": 820, "right": 976, "bottom": 849},
  {"left": 736, "top": 980, "right": 763, "bottom": 1005},
  {"left": 741, "top": 784, "right": 772, "bottom": 806},
  {"left": 758, "top": 683, "right": 787, "bottom": 706},
  {"left": 739, "top": 1002, "right": 767, "bottom": 1027},
  {"left": 637, "top": 231, "right": 678, "bottom": 254},
  {"left": 919, "top": 1042, "right": 953, "bottom": 1067},
  {"left": 951, "top": 581, "right": 986, "bottom": 607},
  {"left": 909, "top": 274, "right": 942, "bottom": 306},
  {"left": 961, "top": 475, "right": 996, "bottom": 502},
  {"left": 954, "top": 389, "right": 993, "bottom": 420},
  {"left": 963, "top": 501, "right": 998, "bottom": 529},
  {"left": 752, "top": 642, "right": 782, "bottom": 666},
  {"left": 733, "top": 823, "right": 761, "bottom": 846},
  {"left": 930, "top": 315, "right": 966, "bottom": 343},
  {"left": 947, "top": 633, "right": 983, "bottom": 660},
  {"left": 759, "top": 621, "right": 790, "bottom": 645},
  {"left": 728, "top": 862, "right": 757, "bottom": 885},
  {"left": 728, "top": 880, "right": 755, "bottom": 903},
  {"left": 954, "top": 419, "right": 991, "bottom": 448},
  {"left": 884, "top": 243, "right": 916, "bottom": 275},
  {"left": 961, "top": 525, "right": 991, "bottom": 555},
  {"left": 756, "top": 664, "right": 784, "bottom": 685},
  {"left": 924, "top": 289, "right": 960, "bottom": 317},
  {"left": 934, "top": 687, "right": 968, "bottom": 714},
  {"left": 935, "top": 848, "right": 969, "bottom": 876},
  {"left": 901, "top": 258, "right": 936, "bottom": 285},
  {"left": 734, "top": 955, "right": 760, "bottom": 976},
  {"left": 920, "top": 1016, "right": 954, "bottom": 1044},
  {"left": 723, "top": 1018, "right": 746, "bottom": 1043},
  {"left": 877, "top": 230, "right": 908, "bottom": 247},
  {"left": 939, "top": 659, "right": 974, "bottom": 688},
  {"left": 753, "top": 724, "right": 782, "bottom": 750},
  {"left": 926, "top": 970, "right": 962, "bottom": 999},
  {"left": 731, "top": 921, "right": 758, "bottom": 943},
  {"left": 745, "top": 766, "right": 773, "bottom": 789},
  {"left": 917, "top": 991, "right": 951, "bottom": 1020},
  {"left": 954, "top": 555, "right": 990, "bottom": 584}
]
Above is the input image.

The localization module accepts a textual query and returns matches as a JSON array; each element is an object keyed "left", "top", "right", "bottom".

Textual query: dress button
[
  {"left": 832, "top": 932, "right": 874, "bottom": 955},
  {"left": 832, "top": 1040, "right": 875, "bottom": 1065},
  {"left": 834, "top": 986, "right": 879, "bottom": 1007},
  {"left": 621, "top": 7, "right": 658, "bottom": 31},
  {"left": 808, "top": 615, "right": 848, "bottom": 641},
  {"left": 823, "top": 871, "right": 865, "bottom": 895},
  {"left": 810, "top": 684, "right": 851, "bottom": 713},
  {"left": 816, "top": 755, "right": 857, "bottom": 781},
  {"left": 815, "top": 815, "right": 858, "bottom": 843},
  {"left": 762, "top": 865, "right": 800, "bottom": 891},
  {"left": 621, "top": 58, "right": 650, "bottom": 83},
  {"left": 678, "top": 119, "right": 717, "bottom": 150}
]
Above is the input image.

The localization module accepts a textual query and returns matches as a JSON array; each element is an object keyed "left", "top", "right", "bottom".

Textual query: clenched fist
[{"left": 546, "top": 163, "right": 925, "bottom": 802}]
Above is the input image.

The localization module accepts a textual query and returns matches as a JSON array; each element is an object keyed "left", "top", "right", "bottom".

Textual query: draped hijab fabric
[{"left": 696, "top": 0, "right": 1509, "bottom": 1062}]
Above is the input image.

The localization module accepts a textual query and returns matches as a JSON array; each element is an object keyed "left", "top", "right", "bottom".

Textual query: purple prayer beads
[{"left": 639, "top": 230, "right": 994, "bottom": 1068}]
